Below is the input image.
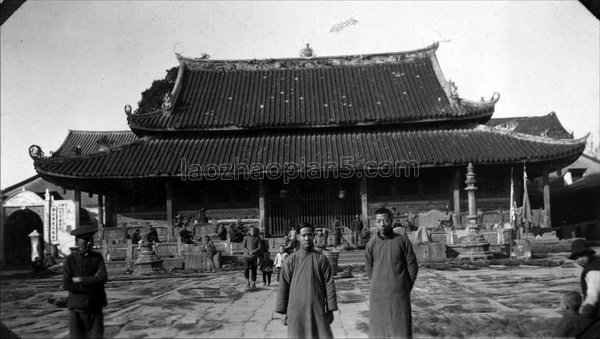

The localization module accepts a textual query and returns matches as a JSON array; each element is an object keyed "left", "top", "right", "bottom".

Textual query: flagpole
[{"left": 509, "top": 167, "right": 514, "bottom": 257}]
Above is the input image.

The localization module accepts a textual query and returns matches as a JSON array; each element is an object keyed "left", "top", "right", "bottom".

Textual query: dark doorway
[
  {"left": 269, "top": 179, "right": 361, "bottom": 236},
  {"left": 4, "top": 209, "right": 43, "bottom": 267}
]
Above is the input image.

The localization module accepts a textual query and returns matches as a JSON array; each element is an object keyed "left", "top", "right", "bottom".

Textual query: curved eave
[{"left": 33, "top": 126, "right": 585, "bottom": 182}]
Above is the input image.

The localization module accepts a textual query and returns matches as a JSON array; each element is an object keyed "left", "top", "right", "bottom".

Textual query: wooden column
[
  {"left": 543, "top": 170, "right": 552, "bottom": 228},
  {"left": 453, "top": 167, "right": 461, "bottom": 226},
  {"left": 74, "top": 189, "right": 81, "bottom": 229},
  {"left": 165, "top": 181, "right": 174, "bottom": 242},
  {"left": 360, "top": 177, "right": 368, "bottom": 227},
  {"left": 97, "top": 194, "right": 104, "bottom": 240},
  {"left": 259, "top": 180, "right": 266, "bottom": 234},
  {"left": 104, "top": 192, "right": 117, "bottom": 228}
]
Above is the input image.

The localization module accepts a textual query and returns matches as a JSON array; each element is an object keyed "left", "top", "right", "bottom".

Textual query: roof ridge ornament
[
  {"left": 300, "top": 44, "right": 315, "bottom": 59},
  {"left": 29, "top": 145, "right": 47, "bottom": 160}
]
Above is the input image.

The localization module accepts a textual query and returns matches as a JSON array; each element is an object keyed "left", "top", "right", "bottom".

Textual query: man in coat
[
  {"left": 568, "top": 238, "right": 600, "bottom": 339},
  {"left": 275, "top": 222, "right": 338, "bottom": 339},
  {"left": 63, "top": 223, "right": 108, "bottom": 339},
  {"left": 242, "top": 226, "right": 262, "bottom": 288},
  {"left": 365, "top": 207, "right": 418, "bottom": 338}
]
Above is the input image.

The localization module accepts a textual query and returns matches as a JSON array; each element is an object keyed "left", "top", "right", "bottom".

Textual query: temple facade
[{"left": 28, "top": 43, "right": 585, "bottom": 247}]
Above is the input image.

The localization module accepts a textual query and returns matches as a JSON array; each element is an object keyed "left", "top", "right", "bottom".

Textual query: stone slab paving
[{"left": 0, "top": 264, "right": 583, "bottom": 338}]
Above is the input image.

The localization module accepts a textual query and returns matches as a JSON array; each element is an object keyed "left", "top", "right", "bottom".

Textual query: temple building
[{"left": 27, "top": 43, "right": 586, "bottom": 248}]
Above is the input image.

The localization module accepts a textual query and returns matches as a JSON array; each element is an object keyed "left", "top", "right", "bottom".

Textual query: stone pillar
[
  {"left": 29, "top": 230, "right": 42, "bottom": 262},
  {"left": 458, "top": 163, "right": 493, "bottom": 260},
  {"left": 165, "top": 181, "right": 174, "bottom": 242},
  {"left": 543, "top": 170, "right": 552, "bottom": 228},
  {"left": 464, "top": 163, "right": 478, "bottom": 230},
  {"left": 453, "top": 167, "right": 461, "bottom": 226},
  {"left": 360, "top": 177, "right": 368, "bottom": 225},
  {"left": 259, "top": 180, "right": 266, "bottom": 234}
]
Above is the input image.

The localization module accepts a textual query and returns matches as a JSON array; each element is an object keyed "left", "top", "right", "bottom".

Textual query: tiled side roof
[
  {"left": 53, "top": 130, "right": 138, "bottom": 157},
  {"left": 487, "top": 112, "right": 572, "bottom": 139},
  {"left": 128, "top": 44, "right": 497, "bottom": 132},
  {"left": 34, "top": 126, "right": 585, "bottom": 179}
]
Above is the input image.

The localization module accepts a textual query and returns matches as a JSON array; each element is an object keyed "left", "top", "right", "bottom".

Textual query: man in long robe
[
  {"left": 365, "top": 207, "right": 418, "bottom": 338},
  {"left": 275, "top": 223, "right": 338, "bottom": 339}
]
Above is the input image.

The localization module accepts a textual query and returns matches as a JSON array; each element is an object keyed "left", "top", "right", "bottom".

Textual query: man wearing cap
[
  {"left": 569, "top": 239, "right": 600, "bottom": 319},
  {"left": 63, "top": 224, "right": 108, "bottom": 339}
]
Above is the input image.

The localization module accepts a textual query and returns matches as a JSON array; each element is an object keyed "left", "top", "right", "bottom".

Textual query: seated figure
[{"left": 437, "top": 206, "right": 454, "bottom": 231}]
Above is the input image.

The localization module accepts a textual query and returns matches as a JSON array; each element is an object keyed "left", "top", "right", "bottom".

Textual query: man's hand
[
  {"left": 72, "top": 277, "right": 82, "bottom": 283},
  {"left": 326, "top": 310, "right": 334, "bottom": 324},
  {"left": 282, "top": 314, "right": 288, "bottom": 326}
]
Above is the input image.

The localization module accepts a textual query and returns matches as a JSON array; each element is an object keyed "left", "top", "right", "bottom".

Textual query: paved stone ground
[{"left": 0, "top": 262, "right": 583, "bottom": 338}]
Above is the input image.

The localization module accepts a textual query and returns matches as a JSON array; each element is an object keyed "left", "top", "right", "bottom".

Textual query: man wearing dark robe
[
  {"left": 275, "top": 223, "right": 338, "bottom": 339},
  {"left": 63, "top": 224, "right": 108, "bottom": 339},
  {"left": 365, "top": 207, "right": 418, "bottom": 338}
]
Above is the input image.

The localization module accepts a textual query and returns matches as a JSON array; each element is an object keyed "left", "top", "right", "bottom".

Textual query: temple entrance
[
  {"left": 4, "top": 209, "right": 43, "bottom": 267},
  {"left": 268, "top": 179, "right": 360, "bottom": 236}
]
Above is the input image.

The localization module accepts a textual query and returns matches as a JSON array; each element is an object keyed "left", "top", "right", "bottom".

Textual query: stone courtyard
[{"left": 0, "top": 258, "right": 583, "bottom": 338}]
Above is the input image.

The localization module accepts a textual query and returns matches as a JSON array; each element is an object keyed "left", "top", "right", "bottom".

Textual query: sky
[{"left": 1, "top": 1, "right": 599, "bottom": 189}]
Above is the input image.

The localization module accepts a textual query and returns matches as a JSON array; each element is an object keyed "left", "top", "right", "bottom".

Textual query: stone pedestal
[
  {"left": 133, "top": 240, "right": 166, "bottom": 275},
  {"left": 457, "top": 224, "right": 494, "bottom": 260}
]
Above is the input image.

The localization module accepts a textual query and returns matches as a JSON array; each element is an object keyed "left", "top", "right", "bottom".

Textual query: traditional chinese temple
[{"left": 29, "top": 43, "right": 586, "bottom": 244}]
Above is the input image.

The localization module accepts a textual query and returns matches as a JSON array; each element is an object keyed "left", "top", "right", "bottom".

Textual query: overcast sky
[{"left": 1, "top": 1, "right": 599, "bottom": 189}]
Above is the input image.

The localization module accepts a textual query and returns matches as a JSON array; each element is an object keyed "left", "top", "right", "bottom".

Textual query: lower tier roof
[{"left": 33, "top": 125, "right": 585, "bottom": 180}]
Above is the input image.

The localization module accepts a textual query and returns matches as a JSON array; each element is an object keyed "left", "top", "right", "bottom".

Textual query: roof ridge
[{"left": 176, "top": 42, "right": 440, "bottom": 66}]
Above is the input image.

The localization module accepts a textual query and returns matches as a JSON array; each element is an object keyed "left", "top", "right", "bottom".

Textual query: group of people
[
  {"left": 242, "top": 226, "right": 284, "bottom": 288},
  {"left": 65, "top": 206, "right": 600, "bottom": 339},
  {"left": 552, "top": 239, "right": 600, "bottom": 338},
  {"left": 275, "top": 207, "right": 418, "bottom": 338}
]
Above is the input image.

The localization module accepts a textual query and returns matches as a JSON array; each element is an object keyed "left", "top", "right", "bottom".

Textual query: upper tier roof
[{"left": 127, "top": 43, "right": 498, "bottom": 134}]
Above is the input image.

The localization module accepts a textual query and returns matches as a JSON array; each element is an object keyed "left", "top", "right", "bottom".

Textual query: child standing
[
  {"left": 273, "top": 245, "right": 288, "bottom": 282},
  {"left": 260, "top": 251, "right": 274, "bottom": 286},
  {"left": 552, "top": 291, "right": 592, "bottom": 337}
]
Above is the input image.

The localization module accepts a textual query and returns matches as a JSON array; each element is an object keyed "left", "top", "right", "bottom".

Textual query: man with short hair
[
  {"left": 351, "top": 214, "right": 364, "bottom": 246},
  {"left": 275, "top": 222, "right": 338, "bottom": 338},
  {"left": 63, "top": 223, "right": 108, "bottom": 339},
  {"left": 365, "top": 207, "right": 418, "bottom": 338},
  {"left": 242, "top": 226, "right": 262, "bottom": 288}
]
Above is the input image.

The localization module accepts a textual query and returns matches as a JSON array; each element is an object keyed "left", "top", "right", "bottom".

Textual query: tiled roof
[
  {"left": 487, "top": 112, "right": 572, "bottom": 139},
  {"left": 34, "top": 125, "right": 585, "bottom": 179},
  {"left": 53, "top": 130, "right": 138, "bottom": 157},
  {"left": 128, "top": 44, "right": 497, "bottom": 132}
]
